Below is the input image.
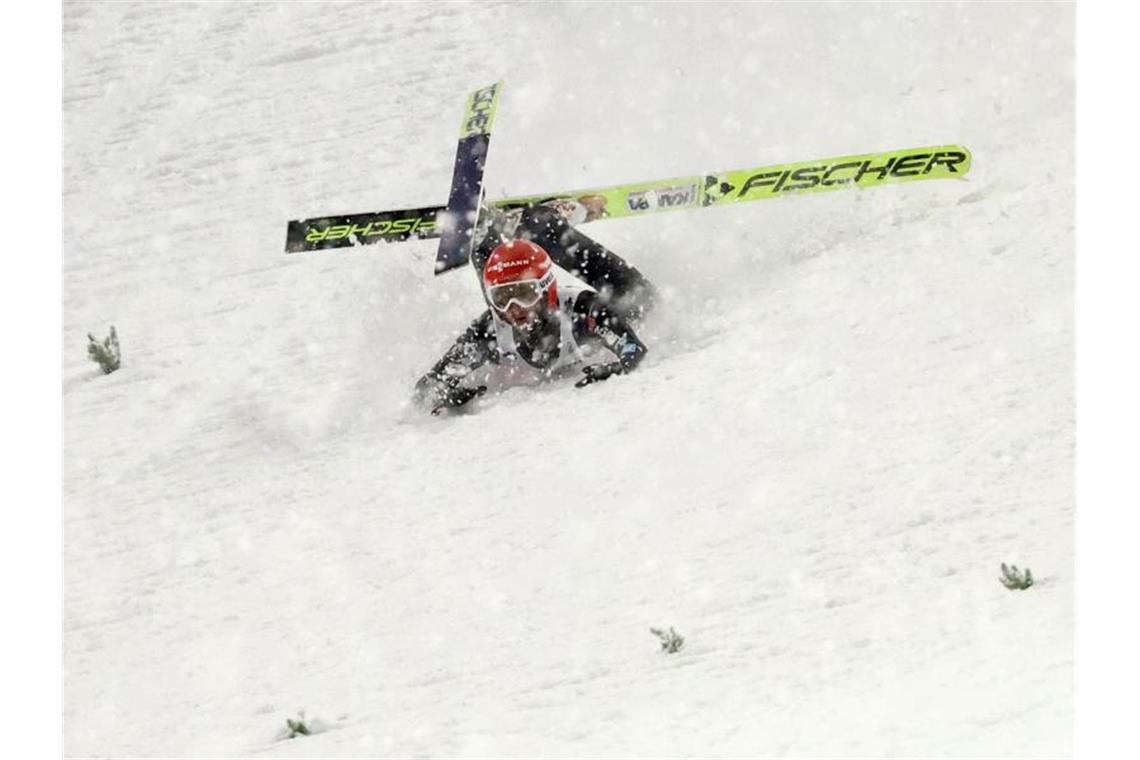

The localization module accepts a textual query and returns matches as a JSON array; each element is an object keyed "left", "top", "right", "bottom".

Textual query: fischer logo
[
  {"left": 724, "top": 150, "right": 969, "bottom": 200},
  {"left": 305, "top": 215, "right": 435, "bottom": 243},
  {"left": 625, "top": 183, "right": 699, "bottom": 212},
  {"left": 463, "top": 84, "right": 498, "bottom": 137},
  {"left": 701, "top": 174, "right": 737, "bottom": 206}
]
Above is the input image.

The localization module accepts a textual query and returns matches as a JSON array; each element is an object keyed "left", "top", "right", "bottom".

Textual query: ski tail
[
  {"left": 284, "top": 206, "right": 443, "bottom": 253},
  {"left": 434, "top": 81, "right": 503, "bottom": 275}
]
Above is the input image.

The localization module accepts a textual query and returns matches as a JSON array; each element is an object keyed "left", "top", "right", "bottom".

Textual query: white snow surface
[{"left": 64, "top": 2, "right": 1073, "bottom": 757}]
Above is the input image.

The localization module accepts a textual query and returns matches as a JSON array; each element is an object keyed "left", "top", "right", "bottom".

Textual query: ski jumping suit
[{"left": 414, "top": 205, "right": 655, "bottom": 410}]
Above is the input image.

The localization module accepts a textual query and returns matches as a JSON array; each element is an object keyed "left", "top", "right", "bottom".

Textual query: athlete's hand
[
  {"left": 430, "top": 384, "right": 487, "bottom": 415},
  {"left": 415, "top": 373, "right": 486, "bottom": 414},
  {"left": 575, "top": 362, "right": 625, "bottom": 388}
]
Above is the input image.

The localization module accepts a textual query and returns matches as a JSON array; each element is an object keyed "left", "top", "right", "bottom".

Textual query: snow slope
[{"left": 64, "top": 2, "right": 1073, "bottom": 756}]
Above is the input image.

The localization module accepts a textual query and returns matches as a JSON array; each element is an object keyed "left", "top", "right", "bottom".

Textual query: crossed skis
[{"left": 284, "top": 82, "right": 973, "bottom": 275}]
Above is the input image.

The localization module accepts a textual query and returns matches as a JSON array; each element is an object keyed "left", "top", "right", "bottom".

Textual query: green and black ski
[
  {"left": 284, "top": 206, "right": 440, "bottom": 253},
  {"left": 434, "top": 82, "right": 502, "bottom": 274},
  {"left": 283, "top": 82, "right": 972, "bottom": 267},
  {"left": 285, "top": 144, "right": 971, "bottom": 255}
]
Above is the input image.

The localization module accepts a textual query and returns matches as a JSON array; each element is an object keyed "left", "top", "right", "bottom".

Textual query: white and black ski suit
[{"left": 414, "top": 205, "right": 655, "bottom": 412}]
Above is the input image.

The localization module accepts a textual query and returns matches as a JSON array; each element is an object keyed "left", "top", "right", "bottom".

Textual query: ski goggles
[{"left": 486, "top": 270, "right": 554, "bottom": 312}]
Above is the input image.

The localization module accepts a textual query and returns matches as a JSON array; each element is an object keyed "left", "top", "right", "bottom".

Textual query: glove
[
  {"left": 430, "top": 383, "right": 487, "bottom": 415},
  {"left": 414, "top": 372, "right": 487, "bottom": 414},
  {"left": 575, "top": 362, "right": 625, "bottom": 388}
]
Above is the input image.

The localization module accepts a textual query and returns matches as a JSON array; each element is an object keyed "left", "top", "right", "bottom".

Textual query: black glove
[
  {"left": 414, "top": 373, "right": 486, "bottom": 414},
  {"left": 430, "top": 383, "right": 487, "bottom": 415},
  {"left": 575, "top": 362, "right": 625, "bottom": 388}
]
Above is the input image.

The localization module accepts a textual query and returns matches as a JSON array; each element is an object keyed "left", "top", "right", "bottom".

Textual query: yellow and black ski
[
  {"left": 434, "top": 82, "right": 502, "bottom": 274},
  {"left": 284, "top": 83, "right": 972, "bottom": 266}
]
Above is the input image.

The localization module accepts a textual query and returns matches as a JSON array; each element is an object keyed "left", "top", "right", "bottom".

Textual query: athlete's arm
[
  {"left": 519, "top": 205, "right": 657, "bottom": 319},
  {"left": 413, "top": 310, "right": 497, "bottom": 410},
  {"left": 571, "top": 291, "right": 648, "bottom": 387}
]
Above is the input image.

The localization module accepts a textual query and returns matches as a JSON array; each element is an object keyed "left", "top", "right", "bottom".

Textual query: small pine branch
[
  {"left": 86, "top": 326, "right": 121, "bottom": 374},
  {"left": 650, "top": 626, "right": 685, "bottom": 654},
  {"left": 275, "top": 709, "right": 332, "bottom": 741},
  {"left": 279, "top": 710, "right": 311, "bottom": 740},
  {"left": 999, "top": 562, "right": 1034, "bottom": 590}
]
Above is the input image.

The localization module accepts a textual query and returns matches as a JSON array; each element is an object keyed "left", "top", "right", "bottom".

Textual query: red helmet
[{"left": 482, "top": 240, "right": 559, "bottom": 326}]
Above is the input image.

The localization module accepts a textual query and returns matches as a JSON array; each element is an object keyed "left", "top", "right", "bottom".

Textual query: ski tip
[{"left": 460, "top": 82, "right": 504, "bottom": 138}]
